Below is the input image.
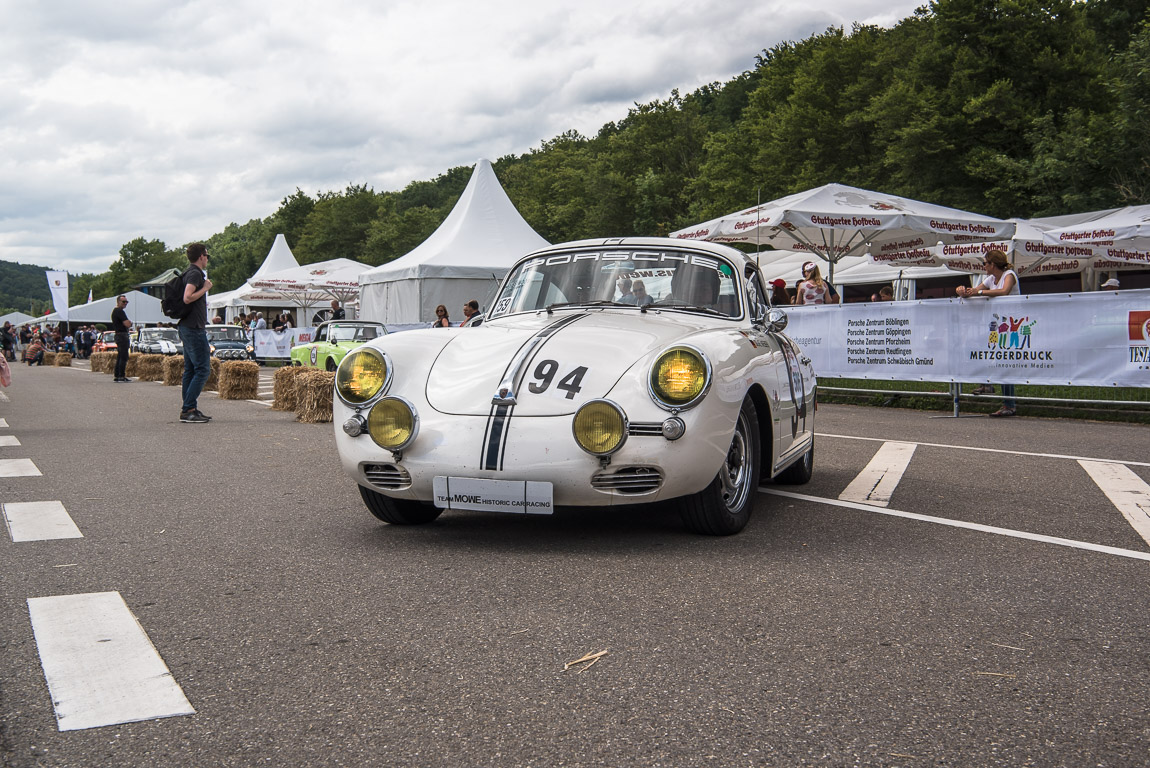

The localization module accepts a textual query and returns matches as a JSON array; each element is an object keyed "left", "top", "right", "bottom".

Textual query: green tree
[
  {"left": 104, "top": 237, "right": 182, "bottom": 295},
  {"left": 295, "top": 184, "right": 382, "bottom": 264}
]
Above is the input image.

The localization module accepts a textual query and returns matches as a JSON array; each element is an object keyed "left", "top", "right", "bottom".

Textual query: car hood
[{"left": 424, "top": 310, "right": 716, "bottom": 416}]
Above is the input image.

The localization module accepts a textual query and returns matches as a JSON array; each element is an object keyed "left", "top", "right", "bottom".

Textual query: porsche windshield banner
[{"left": 786, "top": 289, "right": 1150, "bottom": 387}]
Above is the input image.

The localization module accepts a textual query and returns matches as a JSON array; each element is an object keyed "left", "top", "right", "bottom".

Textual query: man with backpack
[{"left": 175, "top": 243, "right": 213, "bottom": 423}]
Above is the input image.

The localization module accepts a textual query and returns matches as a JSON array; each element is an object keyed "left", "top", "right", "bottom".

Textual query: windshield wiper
[
  {"left": 652, "top": 300, "right": 728, "bottom": 317},
  {"left": 544, "top": 300, "right": 632, "bottom": 314}
]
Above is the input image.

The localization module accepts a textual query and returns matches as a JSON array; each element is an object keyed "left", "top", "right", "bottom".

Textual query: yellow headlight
[
  {"left": 336, "top": 348, "right": 388, "bottom": 405},
  {"left": 367, "top": 397, "right": 417, "bottom": 450},
  {"left": 650, "top": 347, "right": 708, "bottom": 408},
  {"left": 572, "top": 400, "right": 627, "bottom": 456}
]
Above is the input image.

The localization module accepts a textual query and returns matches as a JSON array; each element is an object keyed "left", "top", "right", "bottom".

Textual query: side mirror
[{"left": 766, "top": 308, "right": 788, "bottom": 333}]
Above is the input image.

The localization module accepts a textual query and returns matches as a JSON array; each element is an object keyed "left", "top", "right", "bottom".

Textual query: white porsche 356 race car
[{"left": 333, "top": 237, "right": 816, "bottom": 535}]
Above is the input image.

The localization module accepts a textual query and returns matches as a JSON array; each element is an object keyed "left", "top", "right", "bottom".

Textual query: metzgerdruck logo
[
  {"left": 1128, "top": 310, "right": 1150, "bottom": 369},
  {"left": 968, "top": 313, "right": 1052, "bottom": 367}
]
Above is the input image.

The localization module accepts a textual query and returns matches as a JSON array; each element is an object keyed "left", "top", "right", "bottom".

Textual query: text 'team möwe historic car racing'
[{"left": 332, "top": 237, "right": 816, "bottom": 535}]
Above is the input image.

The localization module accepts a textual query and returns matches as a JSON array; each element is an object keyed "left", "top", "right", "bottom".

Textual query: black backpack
[{"left": 162, "top": 269, "right": 192, "bottom": 319}]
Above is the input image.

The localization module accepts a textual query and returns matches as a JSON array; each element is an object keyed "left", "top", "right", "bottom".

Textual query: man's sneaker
[
  {"left": 193, "top": 409, "right": 212, "bottom": 420},
  {"left": 180, "top": 410, "right": 209, "bottom": 423}
]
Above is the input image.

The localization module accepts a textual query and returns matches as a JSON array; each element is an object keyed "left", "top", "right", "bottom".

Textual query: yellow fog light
[
  {"left": 367, "top": 397, "right": 418, "bottom": 451},
  {"left": 649, "top": 346, "right": 710, "bottom": 410},
  {"left": 573, "top": 400, "right": 628, "bottom": 456},
  {"left": 336, "top": 348, "right": 390, "bottom": 405}
]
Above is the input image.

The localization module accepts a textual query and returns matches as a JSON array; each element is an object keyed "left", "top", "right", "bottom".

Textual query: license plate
[{"left": 432, "top": 477, "right": 553, "bottom": 515}]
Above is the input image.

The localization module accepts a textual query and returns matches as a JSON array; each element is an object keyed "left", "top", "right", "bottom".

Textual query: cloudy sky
[{"left": 1, "top": 0, "right": 922, "bottom": 275}]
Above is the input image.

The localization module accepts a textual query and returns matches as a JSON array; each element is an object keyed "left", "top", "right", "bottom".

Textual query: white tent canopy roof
[
  {"left": 42, "top": 290, "right": 165, "bottom": 325},
  {"left": 1038, "top": 204, "right": 1150, "bottom": 267},
  {"left": 359, "top": 158, "right": 549, "bottom": 285},
  {"left": 249, "top": 258, "right": 370, "bottom": 292},
  {"left": 0, "top": 311, "right": 38, "bottom": 327},
  {"left": 670, "top": 183, "right": 1015, "bottom": 275},
  {"left": 253, "top": 233, "right": 300, "bottom": 278}
]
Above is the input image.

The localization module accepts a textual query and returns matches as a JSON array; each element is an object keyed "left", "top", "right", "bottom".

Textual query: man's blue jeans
[{"left": 178, "top": 325, "right": 211, "bottom": 413}]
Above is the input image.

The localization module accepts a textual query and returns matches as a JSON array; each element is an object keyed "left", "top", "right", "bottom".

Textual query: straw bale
[
  {"left": 90, "top": 351, "right": 115, "bottom": 373},
  {"left": 42, "top": 351, "right": 57, "bottom": 366},
  {"left": 163, "top": 355, "right": 185, "bottom": 385},
  {"left": 271, "top": 365, "right": 304, "bottom": 411},
  {"left": 135, "top": 354, "right": 165, "bottom": 381},
  {"left": 53, "top": 352, "right": 73, "bottom": 367},
  {"left": 295, "top": 370, "right": 336, "bottom": 423},
  {"left": 205, "top": 357, "right": 221, "bottom": 391},
  {"left": 218, "top": 360, "right": 261, "bottom": 399},
  {"left": 124, "top": 353, "right": 142, "bottom": 377}
]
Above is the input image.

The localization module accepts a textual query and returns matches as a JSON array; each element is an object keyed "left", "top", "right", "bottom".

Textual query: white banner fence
[
  {"left": 785, "top": 289, "right": 1150, "bottom": 388},
  {"left": 253, "top": 327, "right": 316, "bottom": 358}
]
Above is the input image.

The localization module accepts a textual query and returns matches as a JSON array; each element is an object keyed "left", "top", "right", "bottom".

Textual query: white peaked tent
[
  {"left": 358, "top": 158, "right": 550, "bottom": 325},
  {"left": 42, "top": 290, "right": 165, "bottom": 325},
  {"left": 208, "top": 233, "right": 302, "bottom": 320}
]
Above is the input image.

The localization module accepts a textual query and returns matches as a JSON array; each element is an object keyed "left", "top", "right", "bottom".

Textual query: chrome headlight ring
[{"left": 335, "top": 347, "right": 393, "bottom": 409}]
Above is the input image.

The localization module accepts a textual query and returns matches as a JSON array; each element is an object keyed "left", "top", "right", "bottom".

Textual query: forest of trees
[{"left": 3, "top": 0, "right": 1148, "bottom": 315}]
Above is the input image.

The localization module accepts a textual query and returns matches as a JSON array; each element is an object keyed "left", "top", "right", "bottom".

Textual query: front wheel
[
  {"left": 677, "top": 396, "right": 761, "bottom": 535},
  {"left": 325, "top": 357, "right": 338, "bottom": 372},
  {"left": 359, "top": 485, "right": 443, "bottom": 525},
  {"left": 775, "top": 440, "right": 814, "bottom": 485}
]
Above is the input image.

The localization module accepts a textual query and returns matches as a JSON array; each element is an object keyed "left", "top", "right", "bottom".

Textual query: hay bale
[
  {"left": 219, "top": 360, "right": 261, "bottom": 399},
  {"left": 271, "top": 365, "right": 304, "bottom": 411},
  {"left": 42, "top": 351, "right": 57, "bottom": 366},
  {"left": 204, "top": 357, "right": 221, "bottom": 391},
  {"left": 163, "top": 355, "right": 185, "bottom": 386},
  {"left": 136, "top": 354, "right": 165, "bottom": 381},
  {"left": 90, "top": 351, "right": 115, "bottom": 373},
  {"left": 296, "top": 370, "right": 336, "bottom": 423},
  {"left": 124, "top": 353, "right": 142, "bottom": 377},
  {"left": 53, "top": 352, "right": 73, "bottom": 367}
]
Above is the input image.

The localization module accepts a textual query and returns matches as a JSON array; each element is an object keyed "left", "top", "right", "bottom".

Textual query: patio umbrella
[
  {"left": 1038, "top": 205, "right": 1150, "bottom": 269},
  {"left": 669, "top": 183, "right": 1015, "bottom": 280},
  {"left": 247, "top": 258, "right": 372, "bottom": 321}
]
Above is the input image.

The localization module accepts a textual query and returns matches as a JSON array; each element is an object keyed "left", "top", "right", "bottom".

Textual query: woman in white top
[
  {"left": 957, "top": 249, "right": 1019, "bottom": 298},
  {"left": 957, "top": 249, "right": 1020, "bottom": 416},
  {"left": 796, "top": 262, "right": 838, "bottom": 305}
]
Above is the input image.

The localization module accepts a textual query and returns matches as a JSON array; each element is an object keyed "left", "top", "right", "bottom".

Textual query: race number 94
[{"left": 527, "top": 359, "right": 588, "bottom": 400}]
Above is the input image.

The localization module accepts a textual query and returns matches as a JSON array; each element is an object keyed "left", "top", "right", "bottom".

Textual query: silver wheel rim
[{"left": 720, "top": 411, "right": 752, "bottom": 513}]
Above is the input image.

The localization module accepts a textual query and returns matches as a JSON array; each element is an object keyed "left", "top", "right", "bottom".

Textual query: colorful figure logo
[
  {"left": 1128, "top": 311, "right": 1150, "bottom": 342},
  {"left": 987, "top": 314, "right": 1036, "bottom": 349}
]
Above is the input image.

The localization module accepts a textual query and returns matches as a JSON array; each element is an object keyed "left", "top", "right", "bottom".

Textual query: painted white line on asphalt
[
  {"left": 0, "top": 391, "right": 9, "bottom": 402},
  {"left": 0, "top": 435, "right": 20, "bottom": 447},
  {"left": 838, "top": 441, "right": 917, "bottom": 507},
  {"left": 4, "top": 501, "right": 83, "bottom": 542},
  {"left": 0, "top": 418, "right": 9, "bottom": 427},
  {"left": 0, "top": 459, "right": 41, "bottom": 477},
  {"left": 819, "top": 432, "right": 1150, "bottom": 468},
  {"left": 247, "top": 399, "right": 273, "bottom": 407},
  {"left": 1078, "top": 461, "right": 1150, "bottom": 548},
  {"left": 27, "top": 592, "right": 195, "bottom": 731},
  {"left": 761, "top": 488, "right": 1150, "bottom": 562}
]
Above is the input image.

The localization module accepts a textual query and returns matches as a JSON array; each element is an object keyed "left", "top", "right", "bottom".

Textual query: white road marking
[
  {"left": 838, "top": 441, "right": 916, "bottom": 507},
  {"left": 0, "top": 459, "right": 41, "bottom": 477},
  {"left": 760, "top": 488, "right": 1150, "bottom": 562},
  {"left": 1079, "top": 461, "right": 1150, "bottom": 548},
  {"left": 27, "top": 592, "right": 195, "bottom": 731},
  {"left": 4, "top": 501, "right": 83, "bottom": 542},
  {"left": 820, "top": 432, "right": 1149, "bottom": 468},
  {"left": 0, "top": 435, "right": 20, "bottom": 446},
  {"left": 0, "top": 391, "right": 9, "bottom": 402},
  {"left": 247, "top": 399, "right": 273, "bottom": 407},
  {"left": 0, "top": 418, "right": 8, "bottom": 427}
]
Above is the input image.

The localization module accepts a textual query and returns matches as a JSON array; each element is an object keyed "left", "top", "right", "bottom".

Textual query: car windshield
[
  {"left": 490, "top": 248, "right": 743, "bottom": 319},
  {"left": 206, "top": 326, "right": 248, "bottom": 342},
  {"left": 329, "top": 324, "right": 381, "bottom": 342},
  {"left": 143, "top": 328, "right": 179, "bottom": 342}
]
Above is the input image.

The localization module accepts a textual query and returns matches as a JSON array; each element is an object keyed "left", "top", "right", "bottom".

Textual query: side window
[
  {"left": 746, "top": 269, "right": 769, "bottom": 321},
  {"left": 315, "top": 325, "right": 327, "bottom": 343}
]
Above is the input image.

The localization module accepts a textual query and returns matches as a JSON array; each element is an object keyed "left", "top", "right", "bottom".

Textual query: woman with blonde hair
[{"left": 796, "top": 262, "right": 838, "bottom": 305}]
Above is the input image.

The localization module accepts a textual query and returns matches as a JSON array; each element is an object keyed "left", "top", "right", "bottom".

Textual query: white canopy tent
[
  {"left": 670, "top": 183, "right": 1015, "bottom": 281},
  {"left": 208, "top": 233, "right": 302, "bottom": 322},
  {"left": 1038, "top": 205, "right": 1150, "bottom": 272},
  {"left": 42, "top": 290, "right": 165, "bottom": 325},
  {"left": 248, "top": 258, "right": 372, "bottom": 323},
  {"left": 358, "top": 158, "right": 549, "bottom": 325},
  {"left": 0, "top": 311, "right": 37, "bottom": 327}
]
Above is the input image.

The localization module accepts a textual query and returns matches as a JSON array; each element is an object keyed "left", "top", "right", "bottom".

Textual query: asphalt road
[{"left": 1, "top": 362, "right": 1148, "bottom": 767}]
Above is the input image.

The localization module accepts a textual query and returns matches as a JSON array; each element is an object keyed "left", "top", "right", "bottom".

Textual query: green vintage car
[{"left": 291, "top": 320, "right": 387, "bottom": 371}]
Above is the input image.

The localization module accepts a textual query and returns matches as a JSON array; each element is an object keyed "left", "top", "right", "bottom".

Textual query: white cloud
[{"left": 0, "top": 0, "right": 921, "bottom": 274}]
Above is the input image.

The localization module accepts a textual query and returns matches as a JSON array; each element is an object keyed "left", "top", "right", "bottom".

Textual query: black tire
[
  {"left": 325, "top": 357, "right": 338, "bottom": 372},
  {"left": 677, "top": 396, "right": 761, "bottom": 535},
  {"left": 359, "top": 485, "right": 443, "bottom": 525},
  {"left": 775, "top": 439, "right": 814, "bottom": 485}
]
